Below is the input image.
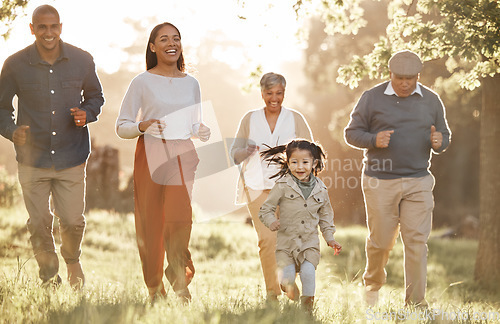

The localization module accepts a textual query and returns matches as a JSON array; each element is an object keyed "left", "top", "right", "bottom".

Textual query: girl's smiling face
[{"left": 287, "top": 149, "right": 317, "bottom": 182}]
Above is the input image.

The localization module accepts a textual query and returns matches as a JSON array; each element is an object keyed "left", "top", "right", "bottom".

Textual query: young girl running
[{"left": 259, "top": 139, "right": 342, "bottom": 312}]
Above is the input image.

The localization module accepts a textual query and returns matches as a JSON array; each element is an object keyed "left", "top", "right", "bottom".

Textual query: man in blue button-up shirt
[{"left": 0, "top": 5, "right": 104, "bottom": 289}]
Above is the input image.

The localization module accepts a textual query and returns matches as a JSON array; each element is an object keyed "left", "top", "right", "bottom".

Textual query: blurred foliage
[
  {"left": 233, "top": 0, "right": 483, "bottom": 227},
  {"left": 0, "top": 166, "right": 20, "bottom": 208},
  {"left": 0, "top": 0, "right": 28, "bottom": 39},
  {"left": 293, "top": 0, "right": 499, "bottom": 283},
  {"left": 241, "top": 65, "right": 263, "bottom": 93},
  {"left": 289, "top": 0, "right": 483, "bottom": 228},
  {"left": 297, "top": 0, "right": 500, "bottom": 90}
]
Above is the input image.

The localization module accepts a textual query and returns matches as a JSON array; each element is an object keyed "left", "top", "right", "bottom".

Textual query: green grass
[{"left": 0, "top": 206, "right": 499, "bottom": 323}]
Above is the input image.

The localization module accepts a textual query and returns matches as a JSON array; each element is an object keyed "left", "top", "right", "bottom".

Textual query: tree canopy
[
  {"left": 296, "top": 0, "right": 500, "bottom": 90},
  {"left": 294, "top": 0, "right": 500, "bottom": 284},
  {"left": 1, "top": 0, "right": 28, "bottom": 39}
]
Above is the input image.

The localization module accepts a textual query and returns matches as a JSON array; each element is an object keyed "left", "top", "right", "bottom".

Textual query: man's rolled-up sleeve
[
  {"left": 0, "top": 62, "right": 18, "bottom": 141},
  {"left": 80, "top": 56, "right": 104, "bottom": 124}
]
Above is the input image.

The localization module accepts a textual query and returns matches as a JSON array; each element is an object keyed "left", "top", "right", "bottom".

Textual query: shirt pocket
[
  {"left": 311, "top": 192, "right": 326, "bottom": 204},
  {"left": 282, "top": 188, "right": 301, "bottom": 201},
  {"left": 309, "top": 192, "right": 328, "bottom": 214},
  {"left": 61, "top": 80, "right": 83, "bottom": 105}
]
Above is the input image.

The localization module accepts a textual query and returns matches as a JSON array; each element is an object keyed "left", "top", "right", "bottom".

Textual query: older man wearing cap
[{"left": 344, "top": 50, "right": 451, "bottom": 307}]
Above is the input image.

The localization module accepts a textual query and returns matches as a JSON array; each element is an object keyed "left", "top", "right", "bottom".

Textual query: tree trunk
[
  {"left": 474, "top": 74, "right": 500, "bottom": 283},
  {"left": 86, "top": 144, "right": 120, "bottom": 211}
]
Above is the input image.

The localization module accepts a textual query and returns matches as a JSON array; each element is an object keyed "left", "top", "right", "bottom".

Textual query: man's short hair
[{"left": 32, "top": 5, "right": 60, "bottom": 23}]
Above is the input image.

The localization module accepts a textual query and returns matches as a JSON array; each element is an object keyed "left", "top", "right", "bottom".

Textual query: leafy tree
[
  {"left": 1, "top": 0, "right": 28, "bottom": 39},
  {"left": 296, "top": 0, "right": 499, "bottom": 284}
]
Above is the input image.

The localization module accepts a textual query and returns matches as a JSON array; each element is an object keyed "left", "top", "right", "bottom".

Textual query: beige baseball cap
[{"left": 388, "top": 50, "right": 423, "bottom": 76}]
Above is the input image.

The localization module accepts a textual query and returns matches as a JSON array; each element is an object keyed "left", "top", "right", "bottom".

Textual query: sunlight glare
[{"left": 1, "top": 0, "right": 306, "bottom": 75}]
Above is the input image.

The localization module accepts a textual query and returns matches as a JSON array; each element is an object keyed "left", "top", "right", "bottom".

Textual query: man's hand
[
  {"left": 430, "top": 125, "right": 443, "bottom": 150},
  {"left": 13, "top": 125, "right": 30, "bottom": 146},
  {"left": 70, "top": 107, "right": 86, "bottom": 127},
  {"left": 375, "top": 130, "right": 394, "bottom": 148},
  {"left": 269, "top": 220, "right": 280, "bottom": 231}
]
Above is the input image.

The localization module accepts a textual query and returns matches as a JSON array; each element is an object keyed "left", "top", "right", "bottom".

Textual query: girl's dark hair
[
  {"left": 261, "top": 139, "right": 326, "bottom": 179},
  {"left": 146, "top": 22, "right": 185, "bottom": 71}
]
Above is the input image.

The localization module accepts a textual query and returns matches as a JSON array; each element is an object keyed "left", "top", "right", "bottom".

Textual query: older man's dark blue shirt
[{"left": 0, "top": 41, "right": 104, "bottom": 170}]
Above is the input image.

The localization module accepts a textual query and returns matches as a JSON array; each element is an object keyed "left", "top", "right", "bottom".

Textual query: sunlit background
[
  {"left": 0, "top": 0, "right": 315, "bottom": 219},
  {"left": 0, "top": 0, "right": 481, "bottom": 226},
  {"left": 1, "top": 0, "right": 307, "bottom": 73}
]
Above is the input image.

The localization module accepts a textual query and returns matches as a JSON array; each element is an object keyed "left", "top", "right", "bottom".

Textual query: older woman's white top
[
  {"left": 230, "top": 107, "right": 313, "bottom": 203},
  {"left": 116, "top": 71, "right": 202, "bottom": 139}
]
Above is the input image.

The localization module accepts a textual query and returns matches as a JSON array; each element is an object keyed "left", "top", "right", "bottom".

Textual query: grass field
[{"left": 0, "top": 206, "right": 499, "bottom": 323}]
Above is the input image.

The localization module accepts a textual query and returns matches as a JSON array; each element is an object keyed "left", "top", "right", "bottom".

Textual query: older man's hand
[
  {"left": 375, "top": 130, "right": 394, "bottom": 148},
  {"left": 431, "top": 125, "right": 443, "bottom": 150}
]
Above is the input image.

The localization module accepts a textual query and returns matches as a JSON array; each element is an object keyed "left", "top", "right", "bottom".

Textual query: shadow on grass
[
  {"left": 321, "top": 226, "right": 500, "bottom": 304},
  {"left": 45, "top": 299, "right": 323, "bottom": 324},
  {"left": 216, "top": 302, "right": 322, "bottom": 324},
  {"left": 46, "top": 300, "right": 148, "bottom": 324}
]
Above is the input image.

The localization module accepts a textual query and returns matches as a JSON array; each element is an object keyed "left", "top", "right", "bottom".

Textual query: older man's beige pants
[
  {"left": 247, "top": 189, "right": 281, "bottom": 297},
  {"left": 361, "top": 174, "right": 434, "bottom": 305}
]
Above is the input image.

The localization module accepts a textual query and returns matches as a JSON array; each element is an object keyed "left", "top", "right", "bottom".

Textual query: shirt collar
[
  {"left": 384, "top": 81, "right": 423, "bottom": 97},
  {"left": 29, "top": 40, "right": 69, "bottom": 65}
]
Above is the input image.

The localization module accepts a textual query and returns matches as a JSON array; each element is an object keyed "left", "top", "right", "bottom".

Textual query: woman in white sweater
[
  {"left": 116, "top": 22, "right": 210, "bottom": 303},
  {"left": 230, "top": 72, "right": 313, "bottom": 300}
]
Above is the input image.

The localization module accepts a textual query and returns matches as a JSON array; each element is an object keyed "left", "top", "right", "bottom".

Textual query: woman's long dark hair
[
  {"left": 145, "top": 22, "right": 185, "bottom": 71},
  {"left": 261, "top": 139, "right": 326, "bottom": 180}
]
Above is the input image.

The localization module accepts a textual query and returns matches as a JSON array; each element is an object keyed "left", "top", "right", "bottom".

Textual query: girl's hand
[
  {"left": 269, "top": 220, "right": 280, "bottom": 231},
  {"left": 198, "top": 123, "right": 211, "bottom": 142},
  {"left": 139, "top": 119, "right": 166, "bottom": 135},
  {"left": 328, "top": 240, "right": 342, "bottom": 255}
]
